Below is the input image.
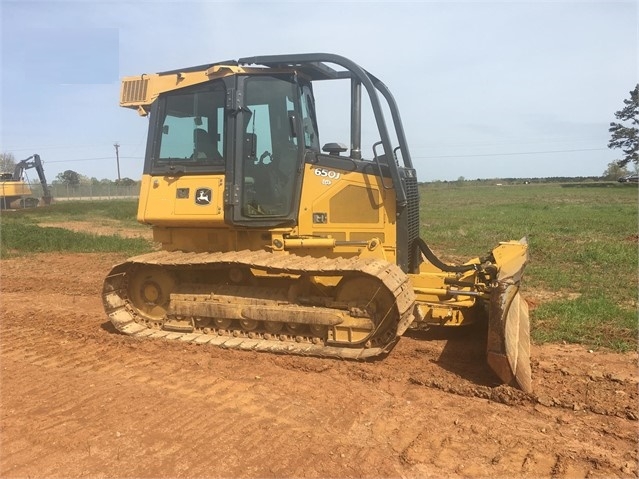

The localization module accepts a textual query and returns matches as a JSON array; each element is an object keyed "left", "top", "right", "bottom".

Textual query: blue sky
[{"left": 1, "top": 0, "right": 637, "bottom": 182}]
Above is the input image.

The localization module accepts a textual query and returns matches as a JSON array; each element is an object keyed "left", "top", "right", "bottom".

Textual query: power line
[
  {"left": 18, "top": 147, "right": 611, "bottom": 163},
  {"left": 5, "top": 143, "right": 141, "bottom": 152},
  {"left": 413, "top": 147, "right": 608, "bottom": 159},
  {"left": 410, "top": 138, "right": 604, "bottom": 150},
  {"left": 43, "top": 156, "right": 143, "bottom": 163}
]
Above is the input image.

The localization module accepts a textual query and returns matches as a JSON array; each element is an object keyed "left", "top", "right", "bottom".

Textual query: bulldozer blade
[
  {"left": 487, "top": 286, "right": 531, "bottom": 392},
  {"left": 486, "top": 239, "right": 531, "bottom": 393}
]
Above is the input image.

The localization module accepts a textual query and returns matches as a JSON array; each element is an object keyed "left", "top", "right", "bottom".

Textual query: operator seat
[{"left": 193, "top": 128, "right": 221, "bottom": 161}]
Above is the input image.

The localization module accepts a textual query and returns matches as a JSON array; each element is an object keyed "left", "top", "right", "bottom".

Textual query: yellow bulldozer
[{"left": 103, "top": 54, "right": 531, "bottom": 392}]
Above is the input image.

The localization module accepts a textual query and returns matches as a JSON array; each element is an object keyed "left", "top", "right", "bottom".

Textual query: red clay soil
[{"left": 1, "top": 253, "right": 637, "bottom": 478}]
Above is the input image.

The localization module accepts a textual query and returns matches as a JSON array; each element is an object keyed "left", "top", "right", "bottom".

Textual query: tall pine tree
[{"left": 608, "top": 84, "right": 638, "bottom": 168}]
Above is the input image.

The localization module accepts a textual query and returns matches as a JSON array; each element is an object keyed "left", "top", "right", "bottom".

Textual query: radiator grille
[
  {"left": 121, "top": 78, "right": 149, "bottom": 104},
  {"left": 404, "top": 174, "right": 421, "bottom": 271}
]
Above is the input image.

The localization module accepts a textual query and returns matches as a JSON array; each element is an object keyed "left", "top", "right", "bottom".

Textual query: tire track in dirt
[
  {"left": 3, "top": 294, "right": 638, "bottom": 478},
  {"left": 1, "top": 333, "right": 338, "bottom": 477},
  {"left": 1, "top": 300, "right": 391, "bottom": 477}
]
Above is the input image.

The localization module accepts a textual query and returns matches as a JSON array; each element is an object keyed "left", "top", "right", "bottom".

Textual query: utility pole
[{"left": 114, "top": 143, "right": 121, "bottom": 181}]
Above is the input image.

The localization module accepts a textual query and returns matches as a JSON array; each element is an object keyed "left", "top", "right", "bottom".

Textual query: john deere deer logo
[{"left": 195, "top": 188, "right": 212, "bottom": 206}]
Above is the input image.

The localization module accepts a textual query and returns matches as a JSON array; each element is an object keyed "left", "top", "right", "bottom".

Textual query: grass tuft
[
  {"left": 532, "top": 295, "right": 638, "bottom": 352},
  {"left": 5, "top": 199, "right": 140, "bottom": 223}
]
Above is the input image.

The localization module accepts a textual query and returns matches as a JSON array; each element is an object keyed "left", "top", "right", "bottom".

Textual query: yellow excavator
[
  {"left": 103, "top": 54, "right": 531, "bottom": 392},
  {"left": 0, "top": 154, "right": 53, "bottom": 209}
]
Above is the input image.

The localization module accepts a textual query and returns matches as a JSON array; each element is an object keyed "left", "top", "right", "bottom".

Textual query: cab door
[{"left": 227, "top": 74, "right": 305, "bottom": 228}]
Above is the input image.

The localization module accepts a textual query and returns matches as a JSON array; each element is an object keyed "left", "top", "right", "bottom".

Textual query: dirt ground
[{"left": 1, "top": 248, "right": 637, "bottom": 478}]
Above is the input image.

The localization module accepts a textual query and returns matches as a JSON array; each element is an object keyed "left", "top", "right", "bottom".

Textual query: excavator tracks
[{"left": 102, "top": 250, "right": 416, "bottom": 359}]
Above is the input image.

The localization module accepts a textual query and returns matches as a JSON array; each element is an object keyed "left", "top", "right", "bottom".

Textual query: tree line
[
  {"left": 53, "top": 169, "right": 138, "bottom": 188},
  {"left": 0, "top": 154, "right": 138, "bottom": 188}
]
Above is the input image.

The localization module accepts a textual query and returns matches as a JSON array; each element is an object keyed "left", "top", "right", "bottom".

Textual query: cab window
[
  {"left": 155, "top": 81, "right": 226, "bottom": 169},
  {"left": 240, "top": 76, "right": 301, "bottom": 217}
]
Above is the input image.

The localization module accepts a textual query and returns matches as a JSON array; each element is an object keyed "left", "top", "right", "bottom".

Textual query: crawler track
[{"left": 103, "top": 250, "right": 415, "bottom": 359}]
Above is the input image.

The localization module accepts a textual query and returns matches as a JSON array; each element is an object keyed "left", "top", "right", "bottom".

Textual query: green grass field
[
  {"left": 420, "top": 182, "right": 638, "bottom": 351},
  {"left": 1, "top": 183, "right": 637, "bottom": 351},
  {"left": 0, "top": 200, "right": 151, "bottom": 257}
]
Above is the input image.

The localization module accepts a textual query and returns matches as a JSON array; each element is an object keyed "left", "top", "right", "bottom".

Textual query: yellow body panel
[
  {"left": 297, "top": 163, "right": 397, "bottom": 263},
  {"left": 121, "top": 65, "right": 303, "bottom": 116},
  {"left": 138, "top": 163, "right": 397, "bottom": 263},
  {"left": 138, "top": 174, "right": 225, "bottom": 225},
  {"left": 0, "top": 181, "right": 32, "bottom": 198}
]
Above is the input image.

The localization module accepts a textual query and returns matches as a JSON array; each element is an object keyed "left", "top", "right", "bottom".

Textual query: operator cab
[{"left": 146, "top": 73, "right": 319, "bottom": 227}]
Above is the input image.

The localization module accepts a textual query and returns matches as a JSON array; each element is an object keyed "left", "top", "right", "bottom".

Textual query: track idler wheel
[
  {"left": 335, "top": 276, "right": 398, "bottom": 344},
  {"left": 127, "top": 265, "right": 176, "bottom": 322}
]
